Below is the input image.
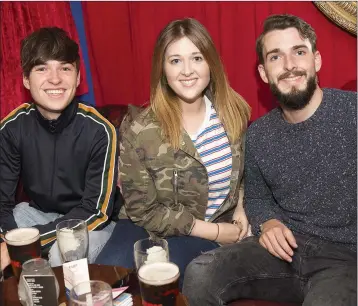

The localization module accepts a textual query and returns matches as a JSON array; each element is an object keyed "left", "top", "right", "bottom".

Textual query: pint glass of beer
[
  {"left": 4, "top": 228, "right": 41, "bottom": 279},
  {"left": 138, "top": 262, "right": 180, "bottom": 306}
]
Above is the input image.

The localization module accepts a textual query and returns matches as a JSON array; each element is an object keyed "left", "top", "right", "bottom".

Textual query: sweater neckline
[{"left": 277, "top": 88, "right": 330, "bottom": 129}]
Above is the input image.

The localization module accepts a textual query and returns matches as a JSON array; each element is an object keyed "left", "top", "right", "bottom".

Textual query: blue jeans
[
  {"left": 183, "top": 233, "right": 357, "bottom": 306},
  {"left": 95, "top": 219, "right": 219, "bottom": 288},
  {"left": 13, "top": 202, "right": 115, "bottom": 267}
]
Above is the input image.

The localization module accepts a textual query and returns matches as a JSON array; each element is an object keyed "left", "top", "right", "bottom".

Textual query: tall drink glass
[
  {"left": 4, "top": 228, "right": 41, "bottom": 279},
  {"left": 56, "top": 219, "right": 89, "bottom": 263},
  {"left": 134, "top": 238, "right": 169, "bottom": 270}
]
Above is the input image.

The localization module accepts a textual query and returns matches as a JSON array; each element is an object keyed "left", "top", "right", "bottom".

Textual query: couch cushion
[
  {"left": 96, "top": 105, "right": 128, "bottom": 128},
  {"left": 229, "top": 300, "right": 300, "bottom": 306}
]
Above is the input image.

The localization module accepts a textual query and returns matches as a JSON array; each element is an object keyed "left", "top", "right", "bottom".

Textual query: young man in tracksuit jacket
[{"left": 0, "top": 27, "right": 120, "bottom": 267}]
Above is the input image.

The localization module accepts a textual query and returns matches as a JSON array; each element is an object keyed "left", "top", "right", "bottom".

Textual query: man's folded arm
[{"left": 244, "top": 138, "right": 283, "bottom": 235}]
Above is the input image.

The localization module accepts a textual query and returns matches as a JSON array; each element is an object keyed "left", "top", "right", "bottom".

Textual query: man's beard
[{"left": 269, "top": 72, "right": 317, "bottom": 110}]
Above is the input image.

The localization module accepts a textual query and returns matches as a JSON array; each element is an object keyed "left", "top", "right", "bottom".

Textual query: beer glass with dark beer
[
  {"left": 4, "top": 228, "right": 41, "bottom": 278},
  {"left": 138, "top": 262, "right": 180, "bottom": 306}
]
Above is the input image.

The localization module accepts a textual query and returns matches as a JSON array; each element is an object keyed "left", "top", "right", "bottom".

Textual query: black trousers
[{"left": 183, "top": 233, "right": 357, "bottom": 306}]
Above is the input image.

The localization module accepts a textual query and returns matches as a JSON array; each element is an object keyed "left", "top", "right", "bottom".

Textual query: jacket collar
[{"left": 35, "top": 99, "right": 78, "bottom": 134}]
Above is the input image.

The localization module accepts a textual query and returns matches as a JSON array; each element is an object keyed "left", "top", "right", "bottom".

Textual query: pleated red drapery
[
  {"left": 0, "top": 1, "right": 88, "bottom": 119},
  {"left": 82, "top": 1, "right": 357, "bottom": 121}
]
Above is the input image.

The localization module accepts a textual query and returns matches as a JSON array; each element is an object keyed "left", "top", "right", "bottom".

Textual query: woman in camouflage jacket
[{"left": 95, "top": 18, "right": 251, "bottom": 284}]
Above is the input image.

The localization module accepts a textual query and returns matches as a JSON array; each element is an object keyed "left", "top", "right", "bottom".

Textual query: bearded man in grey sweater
[{"left": 183, "top": 14, "right": 356, "bottom": 306}]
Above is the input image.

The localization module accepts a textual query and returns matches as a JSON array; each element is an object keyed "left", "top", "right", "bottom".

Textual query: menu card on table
[
  {"left": 62, "top": 258, "right": 90, "bottom": 298},
  {"left": 23, "top": 275, "right": 58, "bottom": 306}
]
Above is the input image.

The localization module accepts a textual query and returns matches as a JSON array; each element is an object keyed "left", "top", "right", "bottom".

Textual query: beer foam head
[
  {"left": 5, "top": 228, "right": 40, "bottom": 246},
  {"left": 138, "top": 262, "right": 179, "bottom": 285},
  {"left": 145, "top": 246, "right": 167, "bottom": 264}
]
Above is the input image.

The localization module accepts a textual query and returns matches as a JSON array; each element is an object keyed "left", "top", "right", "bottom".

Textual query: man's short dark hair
[
  {"left": 256, "top": 14, "right": 317, "bottom": 64},
  {"left": 21, "top": 27, "right": 80, "bottom": 77}
]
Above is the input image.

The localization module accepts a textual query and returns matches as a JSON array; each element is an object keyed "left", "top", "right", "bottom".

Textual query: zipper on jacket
[
  {"left": 50, "top": 135, "right": 57, "bottom": 197},
  {"left": 173, "top": 169, "right": 179, "bottom": 205}
]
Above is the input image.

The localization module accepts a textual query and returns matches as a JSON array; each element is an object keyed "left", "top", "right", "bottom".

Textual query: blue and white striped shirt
[{"left": 189, "top": 97, "right": 232, "bottom": 221}]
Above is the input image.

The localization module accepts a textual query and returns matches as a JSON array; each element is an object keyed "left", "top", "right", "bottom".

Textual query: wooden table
[{"left": 2, "top": 264, "right": 188, "bottom": 306}]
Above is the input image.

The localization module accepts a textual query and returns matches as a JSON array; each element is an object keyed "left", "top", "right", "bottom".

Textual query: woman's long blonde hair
[{"left": 150, "top": 18, "right": 251, "bottom": 150}]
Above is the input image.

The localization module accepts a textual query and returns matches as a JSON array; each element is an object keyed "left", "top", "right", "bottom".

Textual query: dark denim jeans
[
  {"left": 95, "top": 219, "right": 219, "bottom": 288},
  {"left": 183, "top": 233, "right": 357, "bottom": 306}
]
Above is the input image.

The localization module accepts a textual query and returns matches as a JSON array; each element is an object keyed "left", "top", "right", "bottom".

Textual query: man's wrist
[{"left": 260, "top": 219, "right": 282, "bottom": 233}]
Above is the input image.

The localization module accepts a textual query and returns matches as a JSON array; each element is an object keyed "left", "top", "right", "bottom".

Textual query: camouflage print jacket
[{"left": 118, "top": 105, "right": 245, "bottom": 237}]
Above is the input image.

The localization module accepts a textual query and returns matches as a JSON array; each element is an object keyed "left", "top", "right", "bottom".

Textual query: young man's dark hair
[
  {"left": 21, "top": 27, "right": 80, "bottom": 77},
  {"left": 256, "top": 14, "right": 317, "bottom": 64}
]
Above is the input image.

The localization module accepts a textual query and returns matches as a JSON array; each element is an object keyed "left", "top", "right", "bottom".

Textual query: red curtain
[
  {"left": 0, "top": 1, "right": 88, "bottom": 119},
  {"left": 82, "top": 1, "right": 357, "bottom": 121}
]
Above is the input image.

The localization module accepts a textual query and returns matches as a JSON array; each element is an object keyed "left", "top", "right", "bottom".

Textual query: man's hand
[
  {"left": 259, "top": 219, "right": 297, "bottom": 262},
  {"left": 1, "top": 242, "right": 10, "bottom": 271}
]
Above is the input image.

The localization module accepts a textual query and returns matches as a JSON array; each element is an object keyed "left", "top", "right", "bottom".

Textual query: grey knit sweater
[{"left": 245, "top": 88, "right": 357, "bottom": 251}]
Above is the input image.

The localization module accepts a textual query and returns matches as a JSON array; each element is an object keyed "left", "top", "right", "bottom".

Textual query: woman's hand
[
  {"left": 215, "top": 222, "right": 242, "bottom": 244},
  {"left": 190, "top": 218, "right": 249, "bottom": 244},
  {"left": 232, "top": 206, "right": 250, "bottom": 241},
  {"left": 190, "top": 219, "right": 241, "bottom": 244},
  {"left": 1, "top": 242, "right": 10, "bottom": 271}
]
